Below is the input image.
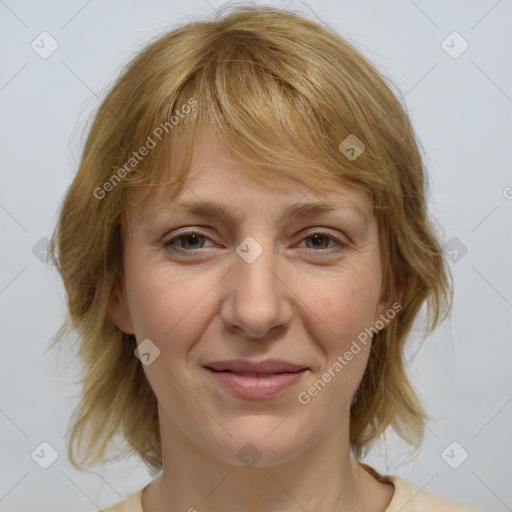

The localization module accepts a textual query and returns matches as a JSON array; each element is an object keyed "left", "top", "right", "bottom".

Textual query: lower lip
[{"left": 205, "top": 368, "right": 307, "bottom": 399}]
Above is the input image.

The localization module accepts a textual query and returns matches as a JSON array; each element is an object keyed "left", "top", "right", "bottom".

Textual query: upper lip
[{"left": 204, "top": 359, "right": 308, "bottom": 373}]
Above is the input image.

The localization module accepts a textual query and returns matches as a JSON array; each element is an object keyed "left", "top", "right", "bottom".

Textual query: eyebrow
[{"left": 149, "top": 199, "right": 368, "bottom": 224}]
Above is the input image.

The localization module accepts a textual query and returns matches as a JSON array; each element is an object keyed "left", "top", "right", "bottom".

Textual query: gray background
[{"left": 1, "top": 0, "right": 511, "bottom": 510}]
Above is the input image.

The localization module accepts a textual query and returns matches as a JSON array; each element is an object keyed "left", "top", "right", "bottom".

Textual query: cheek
[
  {"left": 303, "top": 270, "right": 381, "bottom": 349},
  {"left": 297, "top": 276, "right": 378, "bottom": 410},
  {"left": 124, "top": 265, "right": 212, "bottom": 412},
  {"left": 125, "top": 263, "right": 213, "bottom": 344}
]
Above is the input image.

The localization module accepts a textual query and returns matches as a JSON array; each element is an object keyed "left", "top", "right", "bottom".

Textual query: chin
[{"left": 204, "top": 418, "right": 311, "bottom": 469}]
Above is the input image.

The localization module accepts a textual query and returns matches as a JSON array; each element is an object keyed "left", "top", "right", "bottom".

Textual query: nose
[{"left": 220, "top": 238, "right": 293, "bottom": 341}]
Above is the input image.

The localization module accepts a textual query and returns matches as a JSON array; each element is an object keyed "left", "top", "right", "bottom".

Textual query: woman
[{"left": 49, "top": 5, "right": 480, "bottom": 511}]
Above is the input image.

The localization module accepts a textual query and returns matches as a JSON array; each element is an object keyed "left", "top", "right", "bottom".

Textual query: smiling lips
[{"left": 204, "top": 359, "right": 309, "bottom": 399}]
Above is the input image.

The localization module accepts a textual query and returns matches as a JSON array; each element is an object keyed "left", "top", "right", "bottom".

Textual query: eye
[
  {"left": 164, "top": 230, "right": 213, "bottom": 254},
  {"left": 162, "top": 229, "right": 348, "bottom": 257},
  {"left": 300, "top": 231, "right": 347, "bottom": 252}
]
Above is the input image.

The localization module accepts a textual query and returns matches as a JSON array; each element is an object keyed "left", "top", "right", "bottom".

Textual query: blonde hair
[{"left": 48, "top": 4, "right": 452, "bottom": 474}]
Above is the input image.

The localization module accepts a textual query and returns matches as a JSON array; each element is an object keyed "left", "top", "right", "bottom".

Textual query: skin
[{"left": 109, "top": 127, "right": 397, "bottom": 511}]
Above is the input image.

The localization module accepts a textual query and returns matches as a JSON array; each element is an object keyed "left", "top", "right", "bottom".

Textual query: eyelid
[
  {"left": 163, "top": 227, "right": 349, "bottom": 255},
  {"left": 300, "top": 228, "right": 349, "bottom": 245},
  {"left": 163, "top": 228, "right": 216, "bottom": 250}
]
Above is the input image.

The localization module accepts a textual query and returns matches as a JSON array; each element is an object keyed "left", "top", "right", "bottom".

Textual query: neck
[{"left": 142, "top": 405, "right": 393, "bottom": 512}]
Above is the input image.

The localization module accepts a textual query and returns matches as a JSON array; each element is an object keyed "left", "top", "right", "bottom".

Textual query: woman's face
[{"left": 110, "top": 127, "right": 393, "bottom": 468}]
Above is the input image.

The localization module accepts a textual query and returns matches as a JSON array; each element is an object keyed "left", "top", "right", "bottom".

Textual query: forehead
[{"left": 127, "top": 126, "right": 373, "bottom": 224}]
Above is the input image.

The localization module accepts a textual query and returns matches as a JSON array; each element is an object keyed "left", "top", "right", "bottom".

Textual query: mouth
[{"left": 203, "top": 359, "right": 309, "bottom": 399}]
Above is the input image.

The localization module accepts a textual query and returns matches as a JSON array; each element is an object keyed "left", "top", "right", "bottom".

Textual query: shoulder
[
  {"left": 386, "top": 475, "right": 481, "bottom": 512},
  {"left": 98, "top": 471, "right": 482, "bottom": 512},
  {"left": 358, "top": 462, "right": 480, "bottom": 512},
  {"left": 100, "top": 489, "right": 143, "bottom": 512}
]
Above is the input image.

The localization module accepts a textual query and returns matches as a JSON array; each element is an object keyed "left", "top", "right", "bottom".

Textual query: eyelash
[{"left": 163, "top": 229, "right": 348, "bottom": 257}]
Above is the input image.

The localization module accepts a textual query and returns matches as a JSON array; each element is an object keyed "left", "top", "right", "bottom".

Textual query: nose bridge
[
  {"left": 221, "top": 235, "right": 291, "bottom": 338},
  {"left": 237, "top": 236, "right": 277, "bottom": 297}
]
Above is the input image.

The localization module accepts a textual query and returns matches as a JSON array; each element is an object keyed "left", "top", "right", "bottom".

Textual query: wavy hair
[{"left": 48, "top": 4, "right": 452, "bottom": 474}]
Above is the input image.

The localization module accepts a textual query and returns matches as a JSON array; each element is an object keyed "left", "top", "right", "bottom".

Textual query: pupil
[{"left": 188, "top": 234, "right": 199, "bottom": 245}]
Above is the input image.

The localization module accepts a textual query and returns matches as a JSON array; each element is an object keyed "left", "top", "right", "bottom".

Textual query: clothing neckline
[
  {"left": 136, "top": 460, "right": 395, "bottom": 511},
  {"left": 106, "top": 470, "right": 478, "bottom": 512}
]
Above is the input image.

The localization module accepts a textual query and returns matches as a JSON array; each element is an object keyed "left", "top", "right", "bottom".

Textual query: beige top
[{"left": 100, "top": 465, "right": 480, "bottom": 512}]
